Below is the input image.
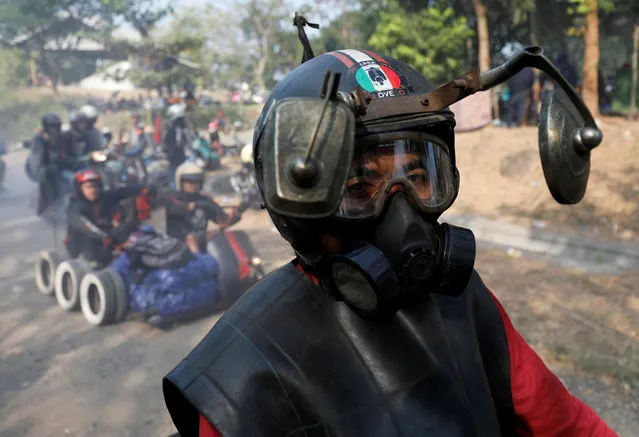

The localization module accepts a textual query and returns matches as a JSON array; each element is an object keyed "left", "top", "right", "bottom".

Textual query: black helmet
[
  {"left": 253, "top": 49, "right": 458, "bottom": 263},
  {"left": 41, "top": 113, "right": 62, "bottom": 128}
]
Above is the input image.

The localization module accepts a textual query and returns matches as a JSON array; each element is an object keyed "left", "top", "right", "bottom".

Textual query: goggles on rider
[{"left": 336, "top": 132, "right": 456, "bottom": 220}]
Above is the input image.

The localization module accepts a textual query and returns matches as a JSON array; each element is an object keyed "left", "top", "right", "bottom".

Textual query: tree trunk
[
  {"left": 581, "top": 0, "right": 600, "bottom": 117},
  {"left": 29, "top": 52, "right": 38, "bottom": 87},
  {"left": 255, "top": 30, "right": 270, "bottom": 95},
  {"left": 472, "top": 0, "right": 490, "bottom": 71},
  {"left": 530, "top": 5, "right": 541, "bottom": 103},
  {"left": 471, "top": 0, "right": 493, "bottom": 120},
  {"left": 629, "top": 23, "right": 639, "bottom": 120},
  {"left": 39, "top": 52, "right": 59, "bottom": 96}
]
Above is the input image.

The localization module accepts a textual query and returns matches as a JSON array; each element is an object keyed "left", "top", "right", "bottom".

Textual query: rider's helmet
[
  {"left": 41, "top": 113, "right": 62, "bottom": 138},
  {"left": 253, "top": 49, "right": 458, "bottom": 263},
  {"left": 73, "top": 169, "right": 102, "bottom": 196},
  {"left": 167, "top": 103, "right": 187, "bottom": 122},
  {"left": 78, "top": 105, "right": 99, "bottom": 126},
  {"left": 71, "top": 109, "right": 90, "bottom": 131},
  {"left": 175, "top": 161, "right": 204, "bottom": 190},
  {"left": 41, "top": 113, "right": 62, "bottom": 130}
]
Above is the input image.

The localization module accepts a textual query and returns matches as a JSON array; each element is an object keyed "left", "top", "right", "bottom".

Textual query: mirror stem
[{"left": 480, "top": 46, "right": 601, "bottom": 140}]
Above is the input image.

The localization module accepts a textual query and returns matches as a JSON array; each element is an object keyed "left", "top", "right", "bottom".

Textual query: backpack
[{"left": 125, "top": 226, "right": 193, "bottom": 282}]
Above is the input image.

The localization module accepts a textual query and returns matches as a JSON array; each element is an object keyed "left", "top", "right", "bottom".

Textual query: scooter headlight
[
  {"left": 250, "top": 257, "right": 262, "bottom": 266},
  {"left": 91, "top": 151, "right": 108, "bottom": 162}
]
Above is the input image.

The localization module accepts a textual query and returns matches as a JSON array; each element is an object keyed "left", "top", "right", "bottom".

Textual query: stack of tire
[{"left": 35, "top": 249, "right": 129, "bottom": 327}]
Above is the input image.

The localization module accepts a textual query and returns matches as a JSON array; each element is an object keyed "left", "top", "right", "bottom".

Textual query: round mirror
[{"left": 538, "top": 88, "right": 596, "bottom": 204}]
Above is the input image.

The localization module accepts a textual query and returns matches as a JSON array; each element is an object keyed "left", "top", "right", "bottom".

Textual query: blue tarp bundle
[{"left": 111, "top": 230, "right": 220, "bottom": 317}]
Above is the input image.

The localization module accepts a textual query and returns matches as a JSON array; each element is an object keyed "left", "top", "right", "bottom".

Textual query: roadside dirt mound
[{"left": 449, "top": 117, "right": 639, "bottom": 242}]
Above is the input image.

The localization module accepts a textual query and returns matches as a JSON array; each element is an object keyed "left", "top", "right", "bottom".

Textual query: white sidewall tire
[
  {"left": 35, "top": 250, "right": 65, "bottom": 296},
  {"left": 80, "top": 271, "right": 116, "bottom": 326},
  {"left": 54, "top": 259, "right": 91, "bottom": 311}
]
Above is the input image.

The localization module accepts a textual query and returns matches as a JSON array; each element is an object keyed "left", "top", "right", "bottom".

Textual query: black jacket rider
[
  {"left": 66, "top": 182, "right": 146, "bottom": 267},
  {"left": 29, "top": 132, "right": 80, "bottom": 180},
  {"left": 165, "top": 191, "right": 242, "bottom": 252},
  {"left": 165, "top": 118, "right": 188, "bottom": 167}
]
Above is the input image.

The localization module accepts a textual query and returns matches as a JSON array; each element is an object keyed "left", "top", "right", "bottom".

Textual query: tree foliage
[
  {"left": 0, "top": 0, "right": 171, "bottom": 91},
  {"left": 368, "top": 1, "right": 474, "bottom": 84},
  {"left": 0, "top": 49, "right": 29, "bottom": 90}
]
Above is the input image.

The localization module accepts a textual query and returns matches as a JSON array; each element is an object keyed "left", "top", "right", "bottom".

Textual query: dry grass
[{"left": 450, "top": 117, "right": 639, "bottom": 242}]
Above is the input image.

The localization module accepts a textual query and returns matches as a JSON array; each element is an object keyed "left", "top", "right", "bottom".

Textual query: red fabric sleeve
[
  {"left": 199, "top": 414, "right": 223, "bottom": 437},
  {"left": 488, "top": 291, "right": 618, "bottom": 437}
]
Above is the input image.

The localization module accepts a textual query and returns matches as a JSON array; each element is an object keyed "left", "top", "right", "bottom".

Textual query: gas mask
[
  {"left": 321, "top": 132, "right": 476, "bottom": 317},
  {"left": 328, "top": 193, "right": 475, "bottom": 317}
]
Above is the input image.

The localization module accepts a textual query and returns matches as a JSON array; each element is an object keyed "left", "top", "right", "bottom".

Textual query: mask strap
[{"left": 293, "top": 12, "right": 319, "bottom": 64}]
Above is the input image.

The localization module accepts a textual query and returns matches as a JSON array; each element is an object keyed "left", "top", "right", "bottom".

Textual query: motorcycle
[
  {"left": 229, "top": 147, "right": 262, "bottom": 210},
  {"left": 191, "top": 135, "right": 221, "bottom": 170},
  {"left": 142, "top": 145, "right": 172, "bottom": 207}
]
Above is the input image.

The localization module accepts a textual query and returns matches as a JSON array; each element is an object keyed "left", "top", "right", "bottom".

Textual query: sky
[
  {"left": 116, "top": 0, "right": 344, "bottom": 37},
  {"left": 160, "top": 0, "right": 341, "bottom": 26}
]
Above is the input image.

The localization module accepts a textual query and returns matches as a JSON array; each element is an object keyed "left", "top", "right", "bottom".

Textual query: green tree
[
  {"left": 368, "top": 2, "right": 474, "bottom": 84},
  {"left": 121, "top": 12, "right": 205, "bottom": 94},
  {"left": 0, "top": 49, "right": 29, "bottom": 90},
  {"left": 0, "top": 0, "right": 170, "bottom": 92},
  {"left": 567, "top": 0, "right": 616, "bottom": 116}
]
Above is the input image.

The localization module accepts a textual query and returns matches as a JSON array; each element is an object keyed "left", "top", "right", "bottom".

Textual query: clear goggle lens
[{"left": 337, "top": 134, "right": 456, "bottom": 219}]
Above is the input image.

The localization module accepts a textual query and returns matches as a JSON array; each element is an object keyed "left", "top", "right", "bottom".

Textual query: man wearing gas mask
[{"left": 163, "top": 41, "right": 615, "bottom": 437}]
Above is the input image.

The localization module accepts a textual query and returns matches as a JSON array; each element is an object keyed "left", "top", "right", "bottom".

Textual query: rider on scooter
[
  {"left": 163, "top": 42, "right": 616, "bottom": 437},
  {"left": 27, "top": 113, "right": 82, "bottom": 213},
  {"left": 78, "top": 105, "right": 105, "bottom": 152},
  {"left": 165, "top": 103, "right": 190, "bottom": 188},
  {"left": 66, "top": 169, "right": 152, "bottom": 268},
  {"left": 165, "top": 162, "right": 248, "bottom": 253}
]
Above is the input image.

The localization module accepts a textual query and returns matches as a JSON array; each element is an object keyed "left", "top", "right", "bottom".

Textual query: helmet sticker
[{"left": 335, "top": 50, "right": 409, "bottom": 99}]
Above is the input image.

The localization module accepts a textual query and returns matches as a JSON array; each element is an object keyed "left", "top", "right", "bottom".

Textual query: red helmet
[
  {"left": 74, "top": 169, "right": 102, "bottom": 198},
  {"left": 75, "top": 169, "right": 101, "bottom": 184}
]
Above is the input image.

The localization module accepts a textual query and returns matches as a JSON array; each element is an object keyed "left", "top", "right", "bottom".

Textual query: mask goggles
[{"left": 337, "top": 132, "right": 456, "bottom": 220}]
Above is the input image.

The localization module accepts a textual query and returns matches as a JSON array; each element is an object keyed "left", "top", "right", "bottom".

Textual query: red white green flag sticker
[{"left": 338, "top": 49, "right": 402, "bottom": 93}]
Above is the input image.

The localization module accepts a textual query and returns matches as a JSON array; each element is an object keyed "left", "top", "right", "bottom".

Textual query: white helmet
[
  {"left": 240, "top": 143, "right": 253, "bottom": 164},
  {"left": 167, "top": 103, "right": 187, "bottom": 121},
  {"left": 175, "top": 161, "right": 204, "bottom": 189},
  {"left": 79, "top": 105, "right": 99, "bottom": 123}
]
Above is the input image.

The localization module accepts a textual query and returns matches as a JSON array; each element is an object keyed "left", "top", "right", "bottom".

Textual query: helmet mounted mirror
[{"left": 261, "top": 71, "right": 356, "bottom": 219}]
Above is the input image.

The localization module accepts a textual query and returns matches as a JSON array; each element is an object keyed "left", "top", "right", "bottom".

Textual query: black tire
[
  {"left": 103, "top": 268, "right": 129, "bottom": 323},
  {"left": 79, "top": 269, "right": 121, "bottom": 326},
  {"left": 54, "top": 259, "right": 92, "bottom": 312},
  {"left": 35, "top": 249, "right": 66, "bottom": 296}
]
